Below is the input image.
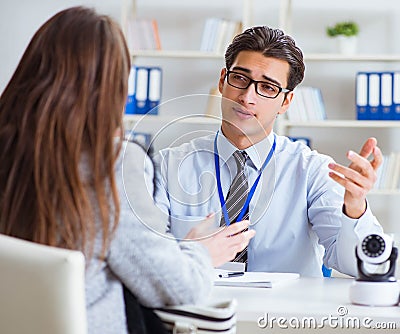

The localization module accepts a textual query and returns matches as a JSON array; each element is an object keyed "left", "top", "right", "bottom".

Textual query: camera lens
[{"left": 362, "top": 234, "right": 385, "bottom": 257}]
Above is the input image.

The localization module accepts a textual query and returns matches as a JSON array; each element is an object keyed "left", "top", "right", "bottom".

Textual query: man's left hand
[{"left": 328, "top": 137, "right": 383, "bottom": 219}]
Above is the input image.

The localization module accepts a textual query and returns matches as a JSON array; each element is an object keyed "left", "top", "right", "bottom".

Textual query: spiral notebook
[{"left": 214, "top": 270, "right": 300, "bottom": 288}]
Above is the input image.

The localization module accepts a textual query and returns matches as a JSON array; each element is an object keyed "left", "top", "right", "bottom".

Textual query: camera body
[
  {"left": 357, "top": 233, "right": 393, "bottom": 265},
  {"left": 349, "top": 232, "right": 399, "bottom": 306}
]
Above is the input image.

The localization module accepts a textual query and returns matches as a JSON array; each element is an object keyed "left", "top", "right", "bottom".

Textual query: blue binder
[
  {"left": 125, "top": 66, "right": 136, "bottom": 114},
  {"left": 135, "top": 67, "right": 149, "bottom": 114},
  {"left": 147, "top": 67, "right": 162, "bottom": 115},
  {"left": 380, "top": 72, "right": 393, "bottom": 120},
  {"left": 355, "top": 72, "right": 368, "bottom": 120},
  {"left": 368, "top": 72, "right": 380, "bottom": 120},
  {"left": 288, "top": 136, "right": 311, "bottom": 148},
  {"left": 394, "top": 72, "right": 400, "bottom": 120}
]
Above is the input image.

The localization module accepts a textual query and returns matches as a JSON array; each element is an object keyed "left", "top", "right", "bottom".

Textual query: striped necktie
[{"left": 220, "top": 150, "right": 249, "bottom": 263}]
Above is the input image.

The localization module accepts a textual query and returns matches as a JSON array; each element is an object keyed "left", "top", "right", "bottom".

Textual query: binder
[
  {"left": 147, "top": 67, "right": 162, "bottom": 115},
  {"left": 135, "top": 67, "right": 149, "bottom": 114},
  {"left": 368, "top": 72, "right": 380, "bottom": 120},
  {"left": 355, "top": 72, "right": 368, "bottom": 120},
  {"left": 380, "top": 72, "right": 393, "bottom": 120},
  {"left": 394, "top": 72, "right": 400, "bottom": 120},
  {"left": 125, "top": 66, "right": 136, "bottom": 114}
]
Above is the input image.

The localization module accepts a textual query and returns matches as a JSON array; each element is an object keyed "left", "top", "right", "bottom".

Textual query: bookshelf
[
  {"left": 121, "top": 0, "right": 259, "bottom": 151},
  {"left": 277, "top": 120, "right": 400, "bottom": 132},
  {"left": 121, "top": 0, "right": 400, "bottom": 257},
  {"left": 121, "top": 0, "right": 400, "bottom": 178},
  {"left": 118, "top": 0, "right": 400, "bottom": 278},
  {"left": 273, "top": 0, "right": 400, "bottom": 237}
]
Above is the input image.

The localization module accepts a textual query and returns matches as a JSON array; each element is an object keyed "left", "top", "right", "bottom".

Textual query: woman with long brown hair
[{"left": 0, "top": 6, "right": 254, "bottom": 333}]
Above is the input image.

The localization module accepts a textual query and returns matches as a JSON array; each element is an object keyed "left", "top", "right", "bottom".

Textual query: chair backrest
[{"left": 0, "top": 233, "right": 87, "bottom": 334}]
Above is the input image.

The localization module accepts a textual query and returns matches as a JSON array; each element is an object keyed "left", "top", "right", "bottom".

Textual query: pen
[{"left": 218, "top": 272, "right": 245, "bottom": 278}]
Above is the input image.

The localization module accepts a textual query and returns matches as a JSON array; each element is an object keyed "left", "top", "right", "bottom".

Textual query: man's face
[{"left": 218, "top": 50, "right": 293, "bottom": 148}]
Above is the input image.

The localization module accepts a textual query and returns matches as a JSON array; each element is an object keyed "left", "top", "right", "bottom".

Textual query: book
[
  {"left": 286, "top": 86, "right": 326, "bottom": 121},
  {"left": 214, "top": 270, "right": 300, "bottom": 288},
  {"left": 126, "top": 18, "right": 161, "bottom": 51},
  {"left": 200, "top": 18, "right": 242, "bottom": 52}
]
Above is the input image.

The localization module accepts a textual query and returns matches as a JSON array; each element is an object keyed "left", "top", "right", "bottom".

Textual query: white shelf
[
  {"left": 125, "top": 117, "right": 400, "bottom": 128},
  {"left": 131, "top": 50, "right": 224, "bottom": 59},
  {"left": 123, "top": 114, "right": 221, "bottom": 125},
  {"left": 279, "top": 120, "right": 400, "bottom": 129},
  {"left": 131, "top": 51, "right": 400, "bottom": 62},
  {"left": 304, "top": 53, "right": 400, "bottom": 62}
]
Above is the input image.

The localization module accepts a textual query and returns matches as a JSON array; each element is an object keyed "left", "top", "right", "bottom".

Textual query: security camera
[
  {"left": 357, "top": 233, "right": 393, "bottom": 265},
  {"left": 349, "top": 232, "right": 399, "bottom": 306}
]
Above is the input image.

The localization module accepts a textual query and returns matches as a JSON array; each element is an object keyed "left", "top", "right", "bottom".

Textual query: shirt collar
[{"left": 216, "top": 129, "right": 275, "bottom": 171}]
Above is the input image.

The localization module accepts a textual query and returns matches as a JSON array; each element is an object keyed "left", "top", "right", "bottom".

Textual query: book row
[
  {"left": 125, "top": 66, "right": 162, "bottom": 115},
  {"left": 285, "top": 86, "right": 326, "bottom": 121},
  {"left": 125, "top": 18, "right": 161, "bottom": 51},
  {"left": 356, "top": 71, "right": 400, "bottom": 121},
  {"left": 200, "top": 18, "right": 242, "bottom": 53}
]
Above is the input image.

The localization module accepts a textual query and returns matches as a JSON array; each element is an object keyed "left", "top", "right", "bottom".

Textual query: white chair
[{"left": 0, "top": 233, "right": 87, "bottom": 334}]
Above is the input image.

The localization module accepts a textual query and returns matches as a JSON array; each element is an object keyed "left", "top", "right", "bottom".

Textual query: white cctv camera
[
  {"left": 357, "top": 233, "right": 393, "bottom": 265},
  {"left": 349, "top": 232, "right": 399, "bottom": 306}
]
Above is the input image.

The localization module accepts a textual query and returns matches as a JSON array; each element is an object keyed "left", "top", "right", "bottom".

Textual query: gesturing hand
[{"left": 328, "top": 137, "right": 383, "bottom": 219}]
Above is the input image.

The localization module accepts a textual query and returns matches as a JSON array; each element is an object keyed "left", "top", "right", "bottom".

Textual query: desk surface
[{"left": 211, "top": 277, "right": 400, "bottom": 332}]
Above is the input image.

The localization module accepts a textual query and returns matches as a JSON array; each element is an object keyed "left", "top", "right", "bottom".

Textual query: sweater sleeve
[{"left": 107, "top": 142, "right": 214, "bottom": 308}]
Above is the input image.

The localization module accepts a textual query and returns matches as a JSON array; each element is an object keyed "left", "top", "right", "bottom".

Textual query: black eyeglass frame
[{"left": 225, "top": 70, "right": 291, "bottom": 99}]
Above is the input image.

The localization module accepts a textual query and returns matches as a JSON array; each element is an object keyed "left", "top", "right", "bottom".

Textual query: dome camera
[
  {"left": 357, "top": 233, "right": 393, "bottom": 265},
  {"left": 349, "top": 232, "right": 399, "bottom": 306}
]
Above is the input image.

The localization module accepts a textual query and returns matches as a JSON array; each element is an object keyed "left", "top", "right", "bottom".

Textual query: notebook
[{"left": 214, "top": 270, "right": 300, "bottom": 288}]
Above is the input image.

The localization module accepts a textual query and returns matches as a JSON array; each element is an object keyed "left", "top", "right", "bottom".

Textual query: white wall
[
  {"left": 1, "top": 0, "right": 400, "bottom": 234},
  {"left": 0, "top": 0, "right": 123, "bottom": 93}
]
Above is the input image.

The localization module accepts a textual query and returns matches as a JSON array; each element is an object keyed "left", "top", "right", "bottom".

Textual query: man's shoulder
[
  {"left": 276, "top": 135, "right": 332, "bottom": 163},
  {"left": 158, "top": 134, "right": 215, "bottom": 157}
]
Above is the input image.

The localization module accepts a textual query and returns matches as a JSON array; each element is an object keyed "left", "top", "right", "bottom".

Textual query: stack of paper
[{"left": 214, "top": 271, "right": 300, "bottom": 288}]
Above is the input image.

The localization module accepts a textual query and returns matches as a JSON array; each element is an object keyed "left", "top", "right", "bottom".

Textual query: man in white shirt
[{"left": 153, "top": 26, "right": 383, "bottom": 277}]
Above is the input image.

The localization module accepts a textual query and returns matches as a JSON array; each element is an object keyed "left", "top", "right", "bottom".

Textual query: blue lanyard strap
[{"left": 214, "top": 131, "right": 276, "bottom": 226}]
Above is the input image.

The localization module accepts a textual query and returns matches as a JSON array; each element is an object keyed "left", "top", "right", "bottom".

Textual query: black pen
[{"left": 218, "top": 272, "right": 245, "bottom": 278}]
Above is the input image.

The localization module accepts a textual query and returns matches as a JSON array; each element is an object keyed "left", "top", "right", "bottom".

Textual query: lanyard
[{"left": 214, "top": 131, "right": 276, "bottom": 226}]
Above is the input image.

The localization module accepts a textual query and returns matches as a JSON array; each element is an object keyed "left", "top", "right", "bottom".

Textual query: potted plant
[{"left": 326, "top": 21, "right": 359, "bottom": 54}]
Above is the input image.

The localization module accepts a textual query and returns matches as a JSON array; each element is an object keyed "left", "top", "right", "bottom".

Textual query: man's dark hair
[{"left": 225, "top": 26, "right": 305, "bottom": 90}]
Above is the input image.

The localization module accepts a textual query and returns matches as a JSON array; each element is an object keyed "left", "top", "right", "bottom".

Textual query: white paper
[{"left": 214, "top": 271, "right": 300, "bottom": 288}]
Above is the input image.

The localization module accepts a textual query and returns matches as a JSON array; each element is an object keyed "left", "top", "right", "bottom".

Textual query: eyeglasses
[{"left": 226, "top": 70, "right": 291, "bottom": 99}]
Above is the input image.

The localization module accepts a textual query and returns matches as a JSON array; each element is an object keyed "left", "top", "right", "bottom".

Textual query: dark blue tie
[{"left": 220, "top": 150, "right": 249, "bottom": 263}]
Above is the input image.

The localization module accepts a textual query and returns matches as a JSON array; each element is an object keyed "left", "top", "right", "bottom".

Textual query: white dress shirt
[{"left": 154, "top": 131, "right": 383, "bottom": 277}]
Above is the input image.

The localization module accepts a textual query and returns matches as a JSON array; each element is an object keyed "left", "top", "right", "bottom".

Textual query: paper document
[{"left": 214, "top": 270, "right": 300, "bottom": 288}]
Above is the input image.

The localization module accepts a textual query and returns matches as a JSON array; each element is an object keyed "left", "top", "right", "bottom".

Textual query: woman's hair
[
  {"left": 0, "top": 6, "right": 131, "bottom": 258},
  {"left": 225, "top": 26, "right": 305, "bottom": 90}
]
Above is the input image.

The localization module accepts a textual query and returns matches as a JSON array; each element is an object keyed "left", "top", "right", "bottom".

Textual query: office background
[{"left": 1, "top": 0, "right": 400, "bottom": 274}]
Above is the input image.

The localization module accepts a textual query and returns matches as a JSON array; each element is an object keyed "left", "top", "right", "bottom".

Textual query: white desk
[{"left": 211, "top": 277, "right": 400, "bottom": 333}]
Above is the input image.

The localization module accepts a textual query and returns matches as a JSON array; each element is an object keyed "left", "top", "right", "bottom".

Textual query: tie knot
[{"left": 233, "top": 150, "right": 247, "bottom": 170}]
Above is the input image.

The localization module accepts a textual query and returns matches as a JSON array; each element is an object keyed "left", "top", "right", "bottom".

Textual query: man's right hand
[{"left": 185, "top": 218, "right": 255, "bottom": 267}]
